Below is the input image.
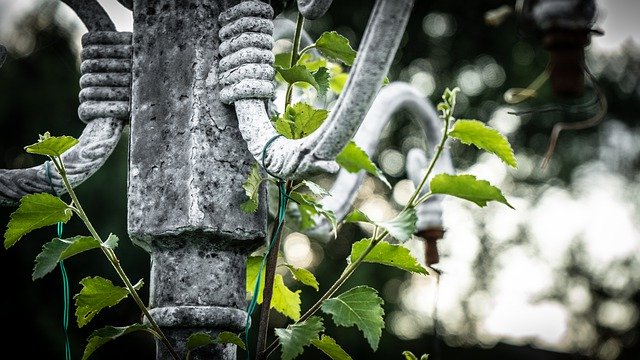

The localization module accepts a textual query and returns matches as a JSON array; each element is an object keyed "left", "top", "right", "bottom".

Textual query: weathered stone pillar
[{"left": 127, "top": 1, "right": 265, "bottom": 358}]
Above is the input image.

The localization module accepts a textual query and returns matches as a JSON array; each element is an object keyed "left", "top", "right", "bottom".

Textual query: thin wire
[
  {"left": 46, "top": 162, "right": 72, "bottom": 360},
  {"left": 245, "top": 135, "right": 289, "bottom": 360}
]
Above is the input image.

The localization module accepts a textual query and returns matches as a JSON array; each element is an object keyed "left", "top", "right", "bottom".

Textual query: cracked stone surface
[{"left": 128, "top": 1, "right": 265, "bottom": 358}]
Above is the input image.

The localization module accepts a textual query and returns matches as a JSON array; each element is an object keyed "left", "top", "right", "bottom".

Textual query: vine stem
[
  {"left": 264, "top": 228, "right": 388, "bottom": 358},
  {"left": 284, "top": 12, "right": 305, "bottom": 106},
  {"left": 52, "top": 156, "right": 182, "bottom": 360},
  {"left": 256, "top": 180, "right": 293, "bottom": 360}
]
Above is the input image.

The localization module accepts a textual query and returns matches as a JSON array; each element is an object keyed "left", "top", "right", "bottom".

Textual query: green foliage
[
  {"left": 336, "top": 140, "right": 390, "bottom": 188},
  {"left": 274, "top": 102, "right": 329, "bottom": 140},
  {"left": 402, "top": 350, "right": 429, "bottom": 360},
  {"left": 430, "top": 173, "right": 514, "bottom": 209},
  {"left": 276, "top": 65, "right": 329, "bottom": 95},
  {"left": 311, "top": 335, "right": 353, "bottom": 360},
  {"left": 289, "top": 191, "right": 337, "bottom": 232},
  {"left": 315, "top": 31, "right": 357, "bottom": 66},
  {"left": 246, "top": 256, "right": 302, "bottom": 320},
  {"left": 24, "top": 132, "right": 78, "bottom": 157},
  {"left": 4, "top": 192, "right": 71, "bottom": 249},
  {"left": 241, "top": 163, "right": 263, "bottom": 213},
  {"left": 82, "top": 324, "right": 157, "bottom": 360},
  {"left": 349, "top": 238, "right": 428, "bottom": 274},
  {"left": 449, "top": 119, "right": 517, "bottom": 168},
  {"left": 374, "top": 207, "right": 418, "bottom": 243},
  {"left": 275, "top": 316, "right": 324, "bottom": 360},
  {"left": 343, "top": 208, "right": 371, "bottom": 223},
  {"left": 186, "top": 332, "right": 214, "bottom": 352},
  {"left": 216, "top": 331, "right": 246, "bottom": 350},
  {"left": 300, "top": 180, "right": 331, "bottom": 198},
  {"left": 321, "top": 285, "right": 385, "bottom": 351},
  {"left": 284, "top": 263, "right": 319, "bottom": 291},
  {"left": 272, "top": 273, "right": 302, "bottom": 321},
  {"left": 33, "top": 235, "right": 100, "bottom": 280},
  {"left": 103, "top": 233, "right": 119, "bottom": 249},
  {"left": 75, "top": 276, "right": 143, "bottom": 328}
]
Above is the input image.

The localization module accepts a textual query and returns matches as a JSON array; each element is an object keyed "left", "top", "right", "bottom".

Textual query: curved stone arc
[
  {"left": 297, "top": 0, "right": 334, "bottom": 20},
  {"left": 0, "top": 118, "right": 125, "bottom": 206},
  {"left": 60, "top": 0, "right": 116, "bottom": 32},
  {"left": 304, "top": 82, "right": 455, "bottom": 242},
  {"left": 0, "top": 29, "right": 131, "bottom": 207},
  {"left": 230, "top": 0, "right": 415, "bottom": 179}
]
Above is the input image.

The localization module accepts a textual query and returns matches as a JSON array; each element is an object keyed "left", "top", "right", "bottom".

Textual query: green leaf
[
  {"left": 349, "top": 238, "right": 427, "bottom": 274},
  {"left": 403, "top": 351, "right": 418, "bottom": 360},
  {"left": 33, "top": 236, "right": 100, "bottom": 280},
  {"left": 274, "top": 102, "right": 329, "bottom": 140},
  {"left": 321, "top": 285, "right": 385, "bottom": 351},
  {"left": 241, "top": 163, "right": 263, "bottom": 213},
  {"left": 272, "top": 273, "right": 302, "bottom": 321},
  {"left": 375, "top": 207, "right": 417, "bottom": 243},
  {"left": 284, "top": 264, "right": 319, "bottom": 291},
  {"left": 275, "top": 316, "right": 324, "bottom": 360},
  {"left": 103, "top": 233, "right": 119, "bottom": 249},
  {"left": 315, "top": 31, "right": 357, "bottom": 66},
  {"left": 300, "top": 180, "right": 330, "bottom": 198},
  {"left": 329, "top": 72, "right": 348, "bottom": 94},
  {"left": 430, "top": 173, "right": 514, "bottom": 209},
  {"left": 336, "top": 141, "right": 390, "bottom": 188},
  {"left": 75, "top": 276, "right": 143, "bottom": 328},
  {"left": 216, "top": 331, "right": 246, "bottom": 350},
  {"left": 289, "top": 192, "right": 337, "bottom": 232},
  {"left": 297, "top": 52, "right": 328, "bottom": 71},
  {"left": 24, "top": 132, "right": 79, "bottom": 157},
  {"left": 343, "top": 209, "right": 371, "bottom": 223},
  {"left": 275, "top": 53, "right": 292, "bottom": 68},
  {"left": 246, "top": 255, "right": 265, "bottom": 302},
  {"left": 82, "top": 324, "right": 157, "bottom": 360},
  {"left": 187, "top": 332, "right": 213, "bottom": 351},
  {"left": 4, "top": 192, "right": 72, "bottom": 249},
  {"left": 311, "top": 335, "right": 353, "bottom": 360},
  {"left": 276, "top": 65, "right": 322, "bottom": 93},
  {"left": 313, "top": 67, "right": 330, "bottom": 95},
  {"left": 449, "top": 119, "right": 517, "bottom": 168}
]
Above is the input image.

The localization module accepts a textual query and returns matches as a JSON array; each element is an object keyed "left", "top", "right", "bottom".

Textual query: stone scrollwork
[
  {"left": 0, "top": 0, "right": 131, "bottom": 207},
  {"left": 219, "top": 0, "right": 416, "bottom": 179}
]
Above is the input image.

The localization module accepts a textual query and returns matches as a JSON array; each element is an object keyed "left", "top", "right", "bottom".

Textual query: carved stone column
[{"left": 127, "top": 1, "right": 265, "bottom": 358}]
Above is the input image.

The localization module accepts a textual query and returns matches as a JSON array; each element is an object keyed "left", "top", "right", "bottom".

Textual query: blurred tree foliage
[{"left": 1, "top": 0, "right": 639, "bottom": 359}]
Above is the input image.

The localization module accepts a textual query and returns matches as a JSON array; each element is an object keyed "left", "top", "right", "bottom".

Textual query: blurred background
[{"left": 1, "top": 0, "right": 639, "bottom": 359}]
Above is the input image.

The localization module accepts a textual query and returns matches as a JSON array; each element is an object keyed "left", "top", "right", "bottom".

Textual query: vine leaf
[
  {"left": 321, "top": 285, "right": 385, "bottom": 351},
  {"left": 349, "top": 238, "right": 427, "bottom": 275},
  {"left": 449, "top": 119, "right": 517, "bottom": 168},
  {"left": 430, "top": 173, "right": 514, "bottom": 209},
  {"left": 24, "top": 132, "right": 78, "bottom": 157},
  {"left": 344, "top": 209, "right": 371, "bottom": 223},
  {"left": 300, "top": 180, "right": 330, "bottom": 198},
  {"left": 187, "top": 332, "right": 213, "bottom": 352},
  {"left": 274, "top": 102, "right": 329, "bottom": 140},
  {"left": 289, "top": 192, "right": 337, "bottom": 233},
  {"left": 4, "top": 192, "right": 72, "bottom": 249},
  {"left": 336, "top": 141, "right": 390, "bottom": 188},
  {"left": 240, "top": 163, "right": 262, "bottom": 213},
  {"left": 272, "top": 273, "right": 302, "bottom": 321},
  {"left": 315, "top": 31, "right": 357, "bottom": 66},
  {"left": 82, "top": 323, "right": 158, "bottom": 360},
  {"left": 103, "top": 233, "right": 119, "bottom": 249},
  {"left": 375, "top": 207, "right": 417, "bottom": 243},
  {"left": 329, "top": 72, "right": 348, "bottom": 94},
  {"left": 33, "top": 236, "right": 100, "bottom": 280},
  {"left": 402, "top": 351, "right": 429, "bottom": 360},
  {"left": 216, "top": 331, "right": 246, "bottom": 350},
  {"left": 275, "top": 65, "right": 322, "bottom": 94},
  {"left": 312, "top": 67, "right": 330, "bottom": 95},
  {"left": 284, "top": 264, "right": 319, "bottom": 291},
  {"left": 275, "top": 316, "right": 324, "bottom": 360},
  {"left": 75, "top": 276, "right": 143, "bottom": 328},
  {"left": 311, "top": 335, "right": 353, "bottom": 360},
  {"left": 246, "top": 259, "right": 302, "bottom": 320},
  {"left": 246, "top": 255, "right": 265, "bottom": 302}
]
